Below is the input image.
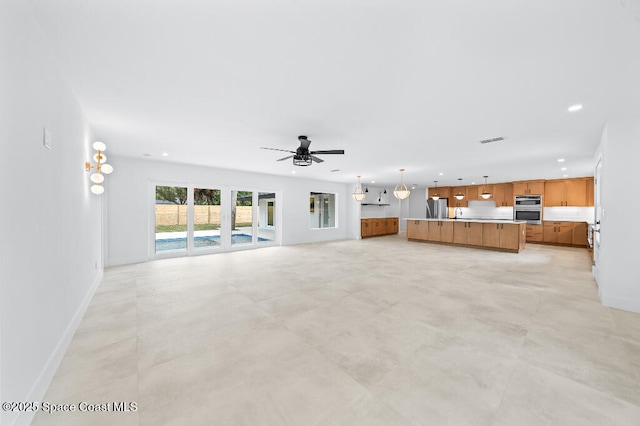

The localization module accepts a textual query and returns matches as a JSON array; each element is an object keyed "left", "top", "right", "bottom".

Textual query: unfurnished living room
[{"left": 2, "top": 1, "right": 640, "bottom": 425}]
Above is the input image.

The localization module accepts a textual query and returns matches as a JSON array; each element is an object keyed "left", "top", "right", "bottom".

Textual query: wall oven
[{"left": 514, "top": 195, "right": 542, "bottom": 224}]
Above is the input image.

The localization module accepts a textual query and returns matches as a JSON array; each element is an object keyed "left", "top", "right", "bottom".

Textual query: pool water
[{"left": 156, "top": 234, "right": 268, "bottom": 251}]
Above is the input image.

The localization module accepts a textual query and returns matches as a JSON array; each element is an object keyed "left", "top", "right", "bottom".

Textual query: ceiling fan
[{"left": 261, "top": 135, "right": 345, "bottom": 166}]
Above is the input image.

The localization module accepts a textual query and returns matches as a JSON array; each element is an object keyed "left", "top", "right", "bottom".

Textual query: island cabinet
[
  {"left": 493, "top": 183, "right": 513, "bottom": 207},
  {"left": 544, "top": 178, "right": 589, "bottom": 207},
  {"left": 513, "top": 180, "right": 545, "bottom": 196},
  {"left": 361, "top": 217, "right": 398, "bottom": 238},
  {"left": 482, "top": 223, "right": 525, "bottom": 251},
  {"left": 453, "top": 221, "right": 483, "bottom": 245},
  {"left": 407, "top": 220, "right": 429, "bottom": 240},
  {"left": 427, "top": 220, "right": 454, "bottom": 243}
]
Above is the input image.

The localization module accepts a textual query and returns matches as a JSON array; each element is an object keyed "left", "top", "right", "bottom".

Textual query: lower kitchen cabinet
[
  {"left": 482, "top": 222, "right": 523, "bottom": 251},
  {"left": 542, "top": 221, "right": 588, "bottom": 246},
  {"left": 362, "top": 217, "right": 399, "bottom": 238},
  {"left": 407, "top": 219, "right": 525, "bottom": 253},
  {"left": 453, "top": 221, "right": 483, "bottom": 245},
  {"left": 525, "top": 224, "right": 544, "bottom": 242},
  {"left": 427, "top": 220, "right": 454, "bottom": 243}
]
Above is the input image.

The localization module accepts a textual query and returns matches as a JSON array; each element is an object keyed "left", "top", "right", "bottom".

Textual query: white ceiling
[{"left": 30, "top": 0, "right": 640, "bottom": 188}]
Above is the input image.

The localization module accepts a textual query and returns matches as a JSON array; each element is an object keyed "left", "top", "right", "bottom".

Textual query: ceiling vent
[{"left": 479, "top": 136, "right": 505, "bottom": 144}]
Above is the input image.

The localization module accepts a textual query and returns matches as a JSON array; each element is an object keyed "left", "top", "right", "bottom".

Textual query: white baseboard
[
  {"left": 600, "top": 291, "right": 640, "bottom": 314},
  {"left": 11, "top": 270, "right": 103, "bottom": 426}
]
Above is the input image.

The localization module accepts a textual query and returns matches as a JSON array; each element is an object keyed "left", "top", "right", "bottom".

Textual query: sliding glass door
[
  {"left": 153, "top": 184, "right": 277, "bottom": 258},
  {"left": 155, "top": 185, "right": 188, "bottom": 254}
]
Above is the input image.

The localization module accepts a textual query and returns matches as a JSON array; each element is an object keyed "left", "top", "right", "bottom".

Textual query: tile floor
[{"left": 33, "top": 235, "right": 640, "bottom": 425}]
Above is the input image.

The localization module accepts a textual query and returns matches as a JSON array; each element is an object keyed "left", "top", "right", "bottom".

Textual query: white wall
[
  {"left": 107, "top": 157, "right": 360, "bottom": 265},
  {"left": 593, "top": 116, "right": 640, "bottom": 313},
  {"left": 0, "top": 2, "right": 104, "bottom": 425}
]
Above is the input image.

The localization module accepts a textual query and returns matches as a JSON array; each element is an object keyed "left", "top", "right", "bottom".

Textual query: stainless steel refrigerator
[{"left": 426, "top": 198, "right": 448, "bottom": 219}]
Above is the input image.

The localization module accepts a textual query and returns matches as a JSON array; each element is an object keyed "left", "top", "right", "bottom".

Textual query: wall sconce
[{"left": 85, "top": 141, "right": 113, "bottom": 194}]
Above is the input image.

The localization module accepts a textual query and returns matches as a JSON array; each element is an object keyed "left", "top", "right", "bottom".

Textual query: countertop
[{"left": 404, "top": 218, "right": 526, "bottom": 224}]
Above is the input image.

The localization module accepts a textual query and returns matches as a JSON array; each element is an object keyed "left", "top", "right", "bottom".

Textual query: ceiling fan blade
[
  {"left": 310, "top": 155, "right": 324, "bottom": 163},
  {"left": 261, "top": 147, "right": 296, "bottom": 153},
  {"left": 277, "top": 155, "right": 294, "bottom": 161},
  {"left": 310, "top": 150, "right": 345, "bottom": 155}
]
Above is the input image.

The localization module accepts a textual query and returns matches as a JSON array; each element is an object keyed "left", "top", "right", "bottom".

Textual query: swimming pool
[{"left": 156, "top": 234, "right": 268, "bottom": 251}]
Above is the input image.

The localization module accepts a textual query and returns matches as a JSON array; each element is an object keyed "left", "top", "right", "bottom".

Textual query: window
[{"left": 310, "top": 192, "right": 337, "bottom": 228}]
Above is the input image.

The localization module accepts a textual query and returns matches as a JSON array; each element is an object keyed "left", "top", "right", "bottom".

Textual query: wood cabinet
[
  {"left": 427, "top": 220, "right": 454, "bottom": 243},
  {"left": 572, "top": 222, "right": 588, "bottom": 247},
  {"left": 525, "top": 224, "right": 543, "bottom": 242},
  {"left": 482, "top": 222, "right": 523, "bottom": 250},
  {"left": 543, "top": 221, "right": 575, "bottom": 245},
  {"left": 407, "top": 219, "right": 525, "bottom": 252},
  {"left": 453, "top": 221, "right": 483, "bottom": 245},
  {"left": 361, "top": 217, "right": 398, "bottom": 238},
  {"left": 407, "top": 220, "right": 429, "bottom": 240},
  {"left": 544, "top": 178, "right": 589, "bottom": 207},
  {"left": 493, "top": 183, "right": 513, "bottom": 207},
  {"left": 513, "top": 180, "right": 545, "bottom": 196},
  {"left": 450, "top": 187, "right": 468, "bottom": 208},
  {"left": 587, "top": 177, "right": 594, "bottom": 206},
  {"left": 428, "top": 186, "right": 450, "bottom": 200}
]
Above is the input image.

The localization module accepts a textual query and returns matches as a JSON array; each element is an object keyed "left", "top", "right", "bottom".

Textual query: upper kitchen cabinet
[
  {"left": 587, "top": 177, "right": 594, "bottom": 206},
  {"left": 466, "top": 185, "right": 480, "bottom": 202},
  {"left": 450, "top": 186, "right": 468, "bottom": 208},
  {"left": 512, "top": 180, "right": 545, "bottom": 196},
  {"left": 493, "top": 183, "right": 513, "bottom": 207},
  {"left": 544, "top": 178, "right": 589, "bottom": 207},
  {"left": 428, "top": 186, "right": 451, "bottom": 200}
]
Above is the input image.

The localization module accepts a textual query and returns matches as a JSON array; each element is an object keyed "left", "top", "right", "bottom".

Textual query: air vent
[
  {"left": 330, "top": 169, "right": 340, "bottom": 172},
  {"left": 479, "top": 136, "right": 505, "bottom": 144}
]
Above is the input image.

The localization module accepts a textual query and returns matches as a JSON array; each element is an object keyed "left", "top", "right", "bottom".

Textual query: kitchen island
[{"left": 405, "top": 218, "right": 527, "bottom": 253}]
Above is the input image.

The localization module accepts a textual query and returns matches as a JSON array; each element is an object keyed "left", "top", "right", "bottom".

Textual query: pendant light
[
  {"left": 431, "top": 181, "right": 440, "bottom": 200},
  {"left": 454, "top": 178, "right": 465, "bottom": 200},
  {"left": 480, "top": 175, "right": 492, "bottom": 199},
  {"left": 352, "top": 175, "right": 366, "bottom": 202},
  {"left": 393, "top": 168, "right": 411, "bottom": 200}
]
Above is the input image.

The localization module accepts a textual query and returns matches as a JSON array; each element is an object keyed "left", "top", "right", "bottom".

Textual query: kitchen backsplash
[
  {"left": 543, "top": 206, "right": 594, "bottom": 222},
  {"left": 456, "top": 200, "right": 513, "bottom": 220}
]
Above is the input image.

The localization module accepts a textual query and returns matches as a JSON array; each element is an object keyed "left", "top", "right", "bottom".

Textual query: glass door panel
[
  {"left": 258, "top": 192, "right": 276, "bottom": 243},
  {"left": 231, "top": 190, "right": 253, "bottom": 246},
  {"left": 155, "top": 185, "right": 188, "bottom": 253},
  {"left": 193, "top": 188, "right": 221, "bottom": 250}
]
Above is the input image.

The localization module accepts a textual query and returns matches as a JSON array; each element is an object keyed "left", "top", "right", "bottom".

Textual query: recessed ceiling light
[
  {"left": 568, "top": 104, "right": 583, "bottom": 112},
  {"left": 563, "top": 174, "right": 569, "bottom": 178},
  {"left": 291, "top": 171, "right": 296, "bottom": 174},
  {"left": 371, "top": 181, "right": 375, "bottom": 183},
  {"left": 439, "top": 172, "right": 444, "bottom": 176},
  {"left": 471, "top": 181, "right": 476, "bottom": 185},
  {"left": 161, "top": 152, "right": 168, "bottom": 157},
  {"left": 557, "top": 158, "right": 565, "bottom": 162},
  {"left": 561, "top": 167, "right": 567, "bottom": 171}
]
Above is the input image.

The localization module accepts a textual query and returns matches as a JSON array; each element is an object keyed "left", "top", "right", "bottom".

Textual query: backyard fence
[{"left": 155, "top": 205, "right": 252, "bottom": 225}]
